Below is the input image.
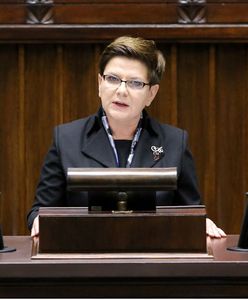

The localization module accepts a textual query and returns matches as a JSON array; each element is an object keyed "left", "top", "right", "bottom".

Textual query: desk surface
[{"left": 1, "top": 235, "right": 248, "bottom": 297}]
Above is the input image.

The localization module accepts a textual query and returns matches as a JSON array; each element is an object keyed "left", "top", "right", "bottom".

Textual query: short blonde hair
[{"left": 99, "top": 36, "right": 166, "bottom": 85}]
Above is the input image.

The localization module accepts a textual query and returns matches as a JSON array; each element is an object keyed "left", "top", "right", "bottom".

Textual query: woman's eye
[
  {"left": 108, "top": 76, "right": 120, "bottom": 83},
  {"left": 129, "top": 80, "right": 143, "bottom": 88}
]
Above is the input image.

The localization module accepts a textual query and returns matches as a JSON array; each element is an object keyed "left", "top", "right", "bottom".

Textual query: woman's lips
[{"left": 113, "top": 101, "right": 129, "bottom": 108}]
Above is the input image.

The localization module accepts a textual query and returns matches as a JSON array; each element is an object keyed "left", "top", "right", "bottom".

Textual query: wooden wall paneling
[
  {"left": 0, "top": 1, "right": 177, "bottom": 25},
  {"left": 244, "top": 48, "right": 248, "bottom": 215},
  {"left": 54, "top": 3, "right": 177, "bottom": 24},
  {"left": 0, "top": 45, "right": 25, "bottom": 235},
  {"left": 62, "top": 44, "right": 102, "bottom": 122},
  {"left": 1, "top": 1, "right": 248, "bottom": 43},
  {"left": 147, "top": 44, "right": 178, "bottom": 126},
  {"left": 215, "top": 44, "right": 248, "bottom": 234},
  {"left": 206, "top": 45, "right": 218, "bottom": 221},
  {"left": 17, "top": 45, "right": 26, "bottom": 234},
  {"left": 170, "top": 45, "right": 178, "bottom": 126},
  {"left": 176, "top": 44, "right": 217, "bottom": 222},
  {"left": 1, "top": 24, "right": 248, "bottom": 43},
  {"left": 23, "top": 44, "right": 62, "bottom": 234},
  {"left": 2, "top": 1, "right": 248, "bottom": 26},
  {"left": 208, "top": 4, "right": 248, "bottom": 23},
  {"left": 57, "top": 45, "right": 64, "bottom": 125},
  {"left": 0, "top": 4, "right": 26, "bottom": 24}
]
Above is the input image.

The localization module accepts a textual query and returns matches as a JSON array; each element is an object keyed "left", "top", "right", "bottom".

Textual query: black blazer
[{"left": 27, "top": 110, "right": 201, "bottom": 230}]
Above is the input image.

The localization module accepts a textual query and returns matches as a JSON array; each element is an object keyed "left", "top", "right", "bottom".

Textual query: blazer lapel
[
  {"left": 131, "top": 129, "right": 165, "bottom": 168},
  {"left": 81, "top": 127, "right": 117, "bottom": 167}
]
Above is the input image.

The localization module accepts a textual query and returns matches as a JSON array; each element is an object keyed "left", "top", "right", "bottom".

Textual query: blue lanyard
[{"left": 101, "top": 113, "right": 142, "bottom": 168}]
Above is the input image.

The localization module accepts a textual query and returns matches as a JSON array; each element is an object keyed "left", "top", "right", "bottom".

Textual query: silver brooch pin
[{"left": 151, "top": 145, "right": 164, "bottom": 161}]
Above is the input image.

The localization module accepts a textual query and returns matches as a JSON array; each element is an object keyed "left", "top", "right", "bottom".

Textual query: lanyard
[{"left": 101, "top": 113, "right": 142, "bottom": 168}]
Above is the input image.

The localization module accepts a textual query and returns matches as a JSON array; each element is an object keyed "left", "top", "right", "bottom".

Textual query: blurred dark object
[
  {"left": 228, "top": 192, "right": 248, "bottom": 252},
  {"left": 0, "top": 225, "right": 16, "bottom": 253}
]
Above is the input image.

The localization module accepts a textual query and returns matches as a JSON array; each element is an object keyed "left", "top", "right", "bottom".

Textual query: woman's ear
[{"left": 146, "top": 84, "right": 159, "bottom": 107}]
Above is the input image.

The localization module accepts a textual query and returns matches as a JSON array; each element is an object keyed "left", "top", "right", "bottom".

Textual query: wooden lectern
[{"left": 32, "top": 168, "right": 210, "bottom": 259}]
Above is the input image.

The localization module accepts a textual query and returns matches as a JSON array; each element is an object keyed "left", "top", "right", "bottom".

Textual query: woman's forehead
[{"left": 104, "top": 56, "right": 149, "bottom": 78}]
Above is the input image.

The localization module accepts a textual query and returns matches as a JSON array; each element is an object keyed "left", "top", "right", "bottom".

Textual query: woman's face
[{"left": 98, "top": 56, "right": 159, "bottom": 125}]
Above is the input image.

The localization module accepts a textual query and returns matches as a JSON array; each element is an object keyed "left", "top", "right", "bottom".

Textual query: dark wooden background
[{"left": 0, "top": 0, "right": 248, "bottom": 235}]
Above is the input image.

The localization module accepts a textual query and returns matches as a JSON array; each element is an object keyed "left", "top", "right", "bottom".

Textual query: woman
[{"left": 28, "top": 36, "right": 225, "bottom": 238}]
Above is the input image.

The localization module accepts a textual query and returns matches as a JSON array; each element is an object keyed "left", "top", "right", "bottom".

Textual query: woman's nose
[{"left": 116, "top": 81, "right": 128, "bottom": 94}]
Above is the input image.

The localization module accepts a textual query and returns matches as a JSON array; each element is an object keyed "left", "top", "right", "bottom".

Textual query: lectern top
[{"left": 67, "top": 167, "right": 177, "bottom": 191}]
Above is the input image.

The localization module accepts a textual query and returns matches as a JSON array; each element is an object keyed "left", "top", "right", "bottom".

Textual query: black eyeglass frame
[{"left": 102, "top": 74, "right": 151, "bottom": 89}]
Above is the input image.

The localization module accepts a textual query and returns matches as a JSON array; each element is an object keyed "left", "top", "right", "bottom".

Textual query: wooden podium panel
[
  {"left": 37, "top": 206, "right": 207, "bottom": 255},
  {"left": 3, "top": 236, "right": 248, "bottom": 298}
]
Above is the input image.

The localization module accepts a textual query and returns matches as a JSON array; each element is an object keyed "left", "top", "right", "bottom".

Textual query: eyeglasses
[{"left": 102, "top": 74, "right": 150, "bottom": 90}]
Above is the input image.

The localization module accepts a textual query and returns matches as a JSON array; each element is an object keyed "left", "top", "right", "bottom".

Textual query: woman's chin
[{"left": 107, "top": 108, "right": 130, "bottom": 120}]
